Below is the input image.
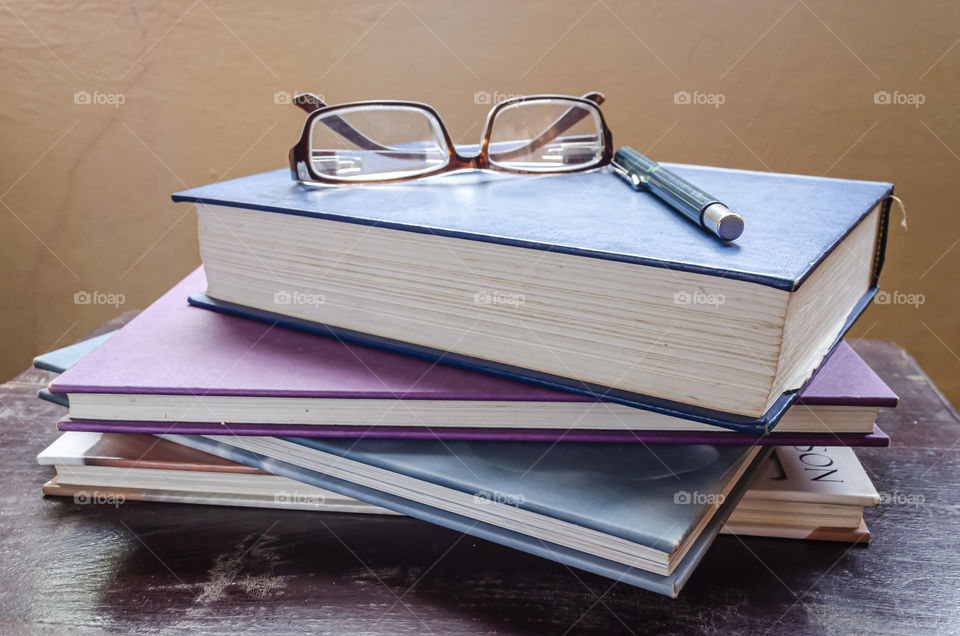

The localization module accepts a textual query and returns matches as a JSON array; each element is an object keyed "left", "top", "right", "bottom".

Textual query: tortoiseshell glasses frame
[{"left": 288, "top": 91, "right": 613, "bottom": 186}]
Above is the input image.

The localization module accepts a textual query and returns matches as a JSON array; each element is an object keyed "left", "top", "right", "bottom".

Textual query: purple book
[{"left": 51, "top": 268, "right": 897, "bottom": 444}]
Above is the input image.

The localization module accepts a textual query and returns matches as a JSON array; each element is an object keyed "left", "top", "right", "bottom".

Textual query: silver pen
[{"left": 611, "top": 146, "right": 744, "bottom": 241}]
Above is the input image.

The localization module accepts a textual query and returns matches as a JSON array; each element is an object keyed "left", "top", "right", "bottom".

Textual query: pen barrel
[{"left": 613, "top": 147, "right": 718, "bottom": 226}]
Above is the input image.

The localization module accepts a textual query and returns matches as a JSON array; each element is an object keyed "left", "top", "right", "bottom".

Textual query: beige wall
[{"left": 2, "top": 1, "right": 958, "bottom": 405}]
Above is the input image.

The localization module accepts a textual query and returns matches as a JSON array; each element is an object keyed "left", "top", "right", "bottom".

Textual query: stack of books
[{"left": 35, "top": 164, "right": 896, "bottom": 597}]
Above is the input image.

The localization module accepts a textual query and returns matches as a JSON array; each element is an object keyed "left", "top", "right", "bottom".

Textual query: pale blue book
[
  {"left": 34, "top": 332, "right": 115, "bottom": 374},
  {"left": 34, "top": 332, "right": 117, "bottom": 407},
  {"left": 163, "top": 433, "right": 768, "bottom": 597}
]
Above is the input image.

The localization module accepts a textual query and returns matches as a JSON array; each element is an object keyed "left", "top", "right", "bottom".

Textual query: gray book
[{"left": 164, "top": 433, "right": 768, "bottom": 597}]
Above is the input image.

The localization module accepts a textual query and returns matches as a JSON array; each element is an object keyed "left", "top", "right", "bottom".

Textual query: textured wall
[{"left": 1, "top": 1, "right": 958, "bottom": 405}]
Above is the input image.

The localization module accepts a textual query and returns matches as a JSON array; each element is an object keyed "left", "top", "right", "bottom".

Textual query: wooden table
[{"left": 1, "top": 333, "right": 958, "bottom": 634}]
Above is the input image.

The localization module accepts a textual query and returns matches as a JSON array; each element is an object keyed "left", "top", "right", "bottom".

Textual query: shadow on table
[{"left": 33, "top": 498, "right": 868, "bottom": 634}]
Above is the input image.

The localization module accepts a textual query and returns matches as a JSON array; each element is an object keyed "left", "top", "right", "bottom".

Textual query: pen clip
[{"left": 610, "top": 160, "right": 646, "bottom": 191}]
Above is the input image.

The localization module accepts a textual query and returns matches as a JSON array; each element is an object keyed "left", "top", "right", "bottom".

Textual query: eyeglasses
[{"left": 288, "top": 92, "right": 613, "bottom": 185}]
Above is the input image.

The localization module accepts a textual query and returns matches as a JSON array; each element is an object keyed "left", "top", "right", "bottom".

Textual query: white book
[
  {"left": 737, "top": 444, "right": 880, "bottom": 507},
  {"left": 40, "top": 433, "right": 878, "bottom": 545}
]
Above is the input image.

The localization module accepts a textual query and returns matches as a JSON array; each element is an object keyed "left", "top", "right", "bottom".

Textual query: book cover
[
  {"left": 35, "top": 332, "right": 117, "bottom": 407},
  {"left": 175, "top": 166, "right": 893, "bottom": 431},
  {"left": 738, "top": 444, "right": 881, "bottom": 506},
  {"left": 33, "top": 332, "right": 114, "bottom": 374},
  {"left": 49, "top": 269, "right": 895, "bottom": 444},
  {"left": 163, "top": 432, "right": 769, "bottom": 597},
  {"left": 173, "top": 167, "right": 890, "bottom": 291},
  {"left": 38, "top": 388, "right": 68, "bottom": 408}
]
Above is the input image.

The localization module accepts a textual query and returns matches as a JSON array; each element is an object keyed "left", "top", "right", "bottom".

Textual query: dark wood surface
[{"left": 1, "top": 331, "right": 958, "bottom": 634}]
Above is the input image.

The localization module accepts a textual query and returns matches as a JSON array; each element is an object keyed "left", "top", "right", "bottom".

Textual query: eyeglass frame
[{"left": 288, "top": 91, "right": 614, "bottom": 185}]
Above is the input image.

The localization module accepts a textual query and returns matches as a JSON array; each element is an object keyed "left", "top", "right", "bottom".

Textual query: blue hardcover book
[
  {"left": 33, "top": 332, "right": 115, "bottom": 374},
  {"left": 38, "top": 389, "right": 67, "bottom": 407},
  {"left": 34, "top": 332, "right": 117, "bottom": 407},
  {"left": 174, "top": 166, "right": 892, "bottom": 432},
  {"left": 163, "top": 432, "right": 768, "bottom": 597}
]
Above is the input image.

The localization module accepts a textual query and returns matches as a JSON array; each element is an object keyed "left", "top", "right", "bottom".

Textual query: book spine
[{"left": 871, "top": 191, "right": 894, "bottom": 289}]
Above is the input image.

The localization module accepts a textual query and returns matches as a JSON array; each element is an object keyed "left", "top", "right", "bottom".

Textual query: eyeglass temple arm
[
  {"left": 293, "top": 93, "right": 327, "bottom": 113},
  {"left": 488, "top": 92, "right": 606, "bottom": 163}
]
